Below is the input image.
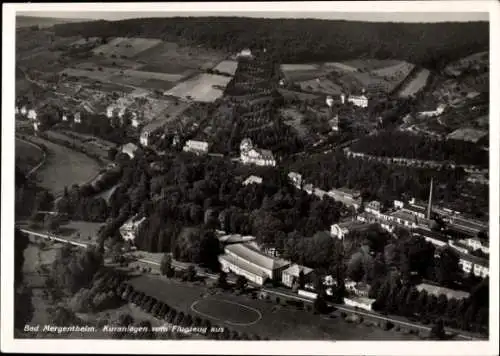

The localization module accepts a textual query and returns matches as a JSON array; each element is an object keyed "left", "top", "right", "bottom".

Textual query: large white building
[
  {"left": 119, "top": 215, "right": 146, "bottom": 242},
  {"left": 347, "top": 94, "right": 369, "bottom": 108},
  {"left": 240, "top": 138, "right": 276, "bottom": 167},
  {"left": 288, "top": 172, "right": 303, "bottom": 189},
  {"left": 121, "top": 142, "right": 139, "bottom": 159},
  {"left": 330, "top": 221, "right": 375, "bottom": 240},
  {"left": 218, "top": 243, "right": 290, "bottom": 285},
  {"left": 281, "top": 264, "right": 314, "bottom": 288},
  {"left": 183, "top": 140, "right": 209, "bottom": 154}
]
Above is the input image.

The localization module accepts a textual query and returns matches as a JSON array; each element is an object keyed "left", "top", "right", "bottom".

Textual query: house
[
  {"left": 74, "top": 112, "right": 82, "bottom": 123},
  {"left": 217, "top": 234, "right": 256, "bottom": 245},
  {"left": 131, "top": 113, "right": 141, "bottom": 128},
  {"left": 461, "top": 237, "right": 489, "bottom": 254},
  {"left": 218, "top": 243, "right": 290, "bottom": 285},
  {"left": 345, "top": 280, "right": 371, "bottom": 297},
  {"left": 418, "top": 104, "right": 446, "bottom": 118},
  {"left": 243, "top": 175, "right": 263, "bottom": 186},
  {"left": 61, "top": 114, "right": 68, "bottom": 122},
  {"left": 344, "top": 297, "right": 375, "bottom": 311},
  {"left": 281, "top": 264, "right": 314, "bottom": 288},
  {"left": 456, "top": 251, "right": 489, "bottom": 278},
  {"left": 330, "top": 221, "right": 375, "bottom": 240},
  {"left": 20, "top": 106, "right": 28, "bottom": 116},
  {"left": 329, "top": 115, "right": 339, "bottom": 131},
  {"left": 416, "top": 283, "right": 470, "bottom": 300},
  {"left": 412, "top": 228, "right": 449, "bottom": 247},
  {"left": 240, "top": 138, "right": 276, "bottom": 167},
  {"left": 303, "top": 184, "right": 314, "bottom": 195},
  {"left": 327, "top": 187, "right": 362, "bottom": 210},
  {"left": 121, "top": 142, "right": 139, "bottom": 159},
  {"left": 393, "top": 200, "right": 404, "bottom": 209},
  {"left": 238, "top": 48, "right": 253, "bottom": 58},
  {"left": 347, "top": 94, "right": 369, "bottom": 108},
  {"left": 119, "top": 215, "right": 146, "bottom": 242},
  {"left": 27, "top": 109, "right": 37, "bottom": 120},
  {"left": 288, "top": 172, "right": 303, "bottom": 189},
  {"left": 326, "top": 96, "right": 334, "bottom": 107},
  {"left": 183, "top": 140, "right": 209, "bottom": 154},
  {"left": 365, "top": 201, "right": 382, "bottom": 215}
]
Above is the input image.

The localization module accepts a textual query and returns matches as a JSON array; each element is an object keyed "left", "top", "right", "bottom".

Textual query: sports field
[{"left": 127, "top": 275, "right": 418, "bottom": 340}]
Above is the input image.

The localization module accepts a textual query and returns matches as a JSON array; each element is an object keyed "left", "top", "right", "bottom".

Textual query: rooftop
[
  {"left": 282, "top": 264, "right": 314, "bottom": 277},
  {"left": 219, "top": 254, "right": 268, "bottom": 278},
  {"left": 225, "top": 243, "right": 290, "bottom": 271},
  {"left": 121, "top": 142, "right": 139, "bottom": 154},
  {"left": 416, "top": 283, "right": 470, "bottom": 300},
  {"left": 335, "top": 221, "right": 373, "bottom": 230},
  {"left": 218, "top": 234, "right": 256, "bottom": 244}
]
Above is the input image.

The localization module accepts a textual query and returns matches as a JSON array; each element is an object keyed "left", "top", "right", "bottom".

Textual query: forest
[
  {"left": 52, "top": 17, "right": 488, "bottom": 69},
  {"left": 349, "top": 131, "right": 489, "bottom": 167}
]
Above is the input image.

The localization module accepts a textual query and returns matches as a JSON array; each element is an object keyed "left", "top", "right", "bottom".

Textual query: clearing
[
  {"left": 212, "top": 60, "right": 239, "bottom": 76},
  {"left": 398, "top": 69, "right": 430, "bottom": 97},
  {"left": 93, "top": 37, "right": 163, "bottom": 58},
  {"left": 164, "top": 74, "right": 232, "bottom": 102}
]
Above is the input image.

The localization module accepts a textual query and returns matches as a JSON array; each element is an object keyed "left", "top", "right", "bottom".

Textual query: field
[
  {"left": 16, "top": 16, "right": 89, "bottom": 29},
  {"left": 92, "top": 37, "right": 163, "bottom": 58},
  {"left": 299, "top": 78, "right": 343, "bottom": 95},
  {"left": 213, "top": 60, "right": 239, "bottom": 76},
  {"left": 15, "top": 138, "right": 44, "bottom": 174},
  {"left": 164, "top": 74, "right": 232, "bottom": 102},
  {"left": 324, "top": 62, "right": 358, "bottom": 72},
  {"left": 127, "top": 275, "right": 419, "bottom": 340},
  {"left": 398, "top": 69, "right": 430, "bottom": 97},
  {"left": 444, "top": 51, "right": 489, "bottom": 77},
  {"left": 24, "top": 136, "right": 101, "bottom": 195},
  {"left": 446, "top": 128, "right": 488, "bottom": 143},
  {"left": 43, "top": 130, "right": 115, "bottom": 161}
]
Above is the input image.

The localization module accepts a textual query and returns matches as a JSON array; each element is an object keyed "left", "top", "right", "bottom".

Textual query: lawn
[
  {"left": 126, "top": 275, "right": 419, "bottom": 340},
  {"left": 23, "top": 136, "right": 101, "bottom": 195},
  {"left": 15, "top": 138, "right": 45, "bottom": 174}
]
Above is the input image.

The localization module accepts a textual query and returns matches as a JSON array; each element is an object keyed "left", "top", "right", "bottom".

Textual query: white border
[{"left": 2, "top": 2, "right": 499, "bottom": 355}]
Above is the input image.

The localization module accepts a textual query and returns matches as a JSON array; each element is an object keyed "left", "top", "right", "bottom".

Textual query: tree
[
  {"left": 217, "top": 271, "right": 228, "bottom": 289},
  {"left": 15, "top": 228, "right": 29, "bottom": 286},
  {"left": 313, "top": 291, "right": 328, "bottom": 314},
  {"left": 429, "top": 319, "right": 446, "bottom": 340},
  {"left": 186, "top": 265, "right": 197, "bottom": 282},
  {"left": 108, "top": 147, "right": 118, "bottom": 161},
  {"left": 298, "top": 270, "right": 306, "bottom": 289},
  {"left": 236, "top": 276, "right": 248, "bottom": 291},
  {"left": 160, "top": 253, "right": 174, "bottom": 277},
  {"left": 435, "top": 248, "right": 460, "bottom": 288}
]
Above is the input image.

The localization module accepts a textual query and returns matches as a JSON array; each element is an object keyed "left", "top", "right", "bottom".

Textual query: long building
[{"left": 218, "top": 243, "right": 290, "bottom": 285}]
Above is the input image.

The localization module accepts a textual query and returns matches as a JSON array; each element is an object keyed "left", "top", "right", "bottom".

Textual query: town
[{"left": 13, "top": 12, "right": 490, "bottom": 343}]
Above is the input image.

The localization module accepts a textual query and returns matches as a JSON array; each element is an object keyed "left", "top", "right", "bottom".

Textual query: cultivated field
[
  {"left": 447, "top": 128, "right": 488, "bottom": 143},
  {"left": 24, "top": 136, "right": 101, "bottom": 195},
  {"left": 93, "top": 37, "right": 163, "bottom": 58},
  {"left": 299, "top": 78, "right": 343, "bottom": 95},
  {"left": 127, "top": 275, "right": 419, "bottom": 340},
  {"left": 15, "top": 138, "right": 44, "bottom": 174},
  {"left": 164, "top": 73, "right": 232, "bottom": 102},
  {"left": 342, "top": 59, "right": 406, "bottom": 71},
  {"left": 398, "top": 69, "right": 430, "bottom": 97},
  {"left": 324, "top": 62, "right": 358, "bottom": 72},
  {"left": 44, "top": 130, "right": 115, "bottom": 161},
  {"left": 213, "top": 60, "right": 239, "bottom": 76}
]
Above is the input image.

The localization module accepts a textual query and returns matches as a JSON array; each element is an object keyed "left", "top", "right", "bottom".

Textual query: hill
[
  {"left": 52, "top": 17, "right": 489, "bottom": 69},
  {"left": 16, "top": 16, "right": 91, "bottom": 29}
]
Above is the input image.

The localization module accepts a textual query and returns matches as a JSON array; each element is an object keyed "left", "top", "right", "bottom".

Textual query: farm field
[
  {"left": 213, "top": 60, "right": 239, "bottom": 76},
  {"left": 44, "top": 130, "right": 114, "bottom": 161},
  {"left": 127, "top": 275, "right": 419, "bottom": 340},
  {"left": 92, "top": 37, "right": 163, "bottom": 58},
  {"left": 398, "top": 68, "right": 430, "bottom": 97},
  {"left": 15, "top": 138, "right": 45, "bottom": 174},
  {"left": 23, "top": 136, "right": 101, "bottom": 195},
  {"left": 164, "top": 73, "right": 232, "bottom": 102}
]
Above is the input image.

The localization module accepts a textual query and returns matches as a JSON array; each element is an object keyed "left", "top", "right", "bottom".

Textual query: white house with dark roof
[
  {"left": 119, "top": 215, "right": 146, "bottom": 242},
  {"left": 240, "top": 138, "right": 276, "bottom": 167},
  {"left": 347, "top": 94, "right": 369, "bottom": 108},
  {"left": 330, "top": 221, "right": 376, "bottom": 240},
  {"left": 243, "top": 175, "right": 263, "bottom": 186},
  {"left": 288, "top": 172, "right": 303, "bottom": 189},
  {"left": 183, "top": 140, "right": 209, "bottom": 154},
  {"left": 121, "top": 142, "right": 139, "bottom": 159},
  {"left": 281, "top": 264, "right": 314, "bottom": 288},
  {"left": 218, "top": 243, "right": 290, "bottom": 285}
]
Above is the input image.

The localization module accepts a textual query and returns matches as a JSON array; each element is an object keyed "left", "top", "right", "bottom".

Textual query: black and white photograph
[{"left": 2, "top": 1, "right": 499, "bottom": 355}]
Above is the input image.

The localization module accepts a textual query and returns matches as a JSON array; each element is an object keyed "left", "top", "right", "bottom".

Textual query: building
[
  {"left": 218, "top": 243, "right": 290, "bottom": 285},
  {"left": 183, "top": 140, "right": 209, "bottom": 155},
  {"left": 326, "top": 95, "right": 334, "bottom": 107},
  {"left": 418, "top": 104, "right": 447, "bottom": 118},
  {"left": 412, "top": 228, "right": 449, "bottom": 247},
  {"left": 415, "top": 283, "right": 470, "bottom": 300},
  {"left": 460, "top": 237, "right": 489, "bottom": 254},
  {"left": 365, "top": 201, "right": 382, "bottom": 216},
  {"left": 329, "top": 115, "right": 339, "bottom": 132},
  {"left": 20, "top": 106, "right": 28, "bottom": 116},
  {"left": 121, "top": 142, "right": 139, "bottom": 159},
  {"left": 456, "top": 251, "right": 489, "bottom": 278},
  {"left": 345, "top": 280, "right": 371, "bottom": 297},
  {"left": 330, "top": 221, "right": 375, "bottom": 240},
  {"left": 119, "top": 215, "right": 146, "bottom": 242},
  {"left": 281, "top": 264, "right": 314, "bottom": 288},
  {"left": 343, "top": 297, "right": 375, "bottom": 311},
  {"left": 327, "top": 187, "right": 362, "bottom": 210},
  {"left": 74, "top": 112, "right": 82, "bottom": 123},
  {"left": 303, "top": 184, "right": 314, "bottom": 195},
  {"left": 393, "top": 200, "right": 404, "bottom": 209},
  {"left": 347, "top": 94, "right": 369, "bottom": 108},
  {"left": 27, "top": 109, "right": 37, "bottom": 121},
  {"left": 288, "top": 172, "right": 303, "bottom": 189},
  {"left": 217, "top": 234, "right": 256, "bottom": 245},
  {"left": 131, "top": 113, "right": 141, "bottom": 128},
  {"left": 240, "top": 138, "right": 276, "bottom": 167},
  {"left": 238, "top": 48, "right": 253, "bottom": 58},
  {"left": 243, "top": 175, "right": 263, "bottom": 186}
]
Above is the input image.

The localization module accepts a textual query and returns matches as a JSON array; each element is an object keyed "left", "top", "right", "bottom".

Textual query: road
[{"left": 20, "top": 227, "right": 482, "bottom": 341}]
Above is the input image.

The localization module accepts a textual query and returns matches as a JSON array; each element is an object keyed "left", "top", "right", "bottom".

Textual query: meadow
[
  {"left": 398, "top": 68, "right": 431, "bottom": 97},
  {"left": 164, "top": 74, "right": 233, "bottom": 102},
  {"left": 15, "top": 138, "right": 45, "bottom": 174}
]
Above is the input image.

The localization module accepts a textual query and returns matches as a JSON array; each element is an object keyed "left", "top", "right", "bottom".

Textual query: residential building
[
  {"left": 121, "top": 142, "right": 139, "bottom": 159},
  {"left": 416, "top": 283, "right": 470, "bottom": 300},
  {"left": 20, "top": 106, "right": 28, "bottom": 116},
  {"left": 243, "top": 175, "right": 263, "bottom": 186},
  {"left": 61, "top": 114, "right": 68, "bottom": 122},
  {"left": 343, "top": 297, "right": 375, "bottom": 311},
  {"left": 456, "top": 251, "right": 489, "bottom": 278},
  {"left": 418, "top": 104, "right": 447, "bottom": 118},
  {"left": 330, "top": 221, "right": 375, "bottom": 240},
  {"left": 131, "top": 113, "right": 141, "bottom": 128},
  {"left": 183, "top": 140, "right": 209, "bottom": 154},
  {"left": 218, "top": 243, "right": 290, "bottom": 285},
  {"left": 412, "top": 228, "right": 449, "bottom": 247},
  {"left": 15, "top": 106, "right": 19, "bottom": 115},
  {"left": 281, "top": 264, "right": 314, "bottom": 288},
  {"left": 27, "top": 109, "right": 37, "bottom": 121},
  {"left": 347, "top": 94, "right": 369, "bottom": 108},
  {"left": 393, "top": 200, "right": 404, "bottom": 209},
  {"left": 303, "top": 184, "right": 314, "bottom": 195},
  {"left": 217, "top": 234, "right": 256, "bottom": 245},
  {"left": 461, "top": 237, "right": 489, "bottom": 254},
  {"left": 119, "top": 215, "right": 146, "bottom": 242},
  {"left": 329, "top": 115, "right": 339, "bottom": 132},
  {"left": 288, "top": 172, "right": 303, "bottom": 189},
  {"left": 238, "top": 48, "right": 253, "bottom": 58},
  {"left": 240, "top": 138, "right": 276, "bottom": 167},
  {"left": 345, "top": 280, "right": 371, "bottom": 297},
  {"left": 365, "top": 200, "right": 382, "bottom": 216},
  {"left": 326, "top": 95, "right": 334, "bottom": 107},
  {"left": 74, "top": 112, "right": 82, "bottom": 123},
  {"left": 327, "top": 187, "right": 362, "bottom": 210}
]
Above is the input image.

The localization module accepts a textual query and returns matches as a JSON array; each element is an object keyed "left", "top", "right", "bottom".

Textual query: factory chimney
[{"left": 426, "top": 178, "right": 434, "bottom": 220}]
